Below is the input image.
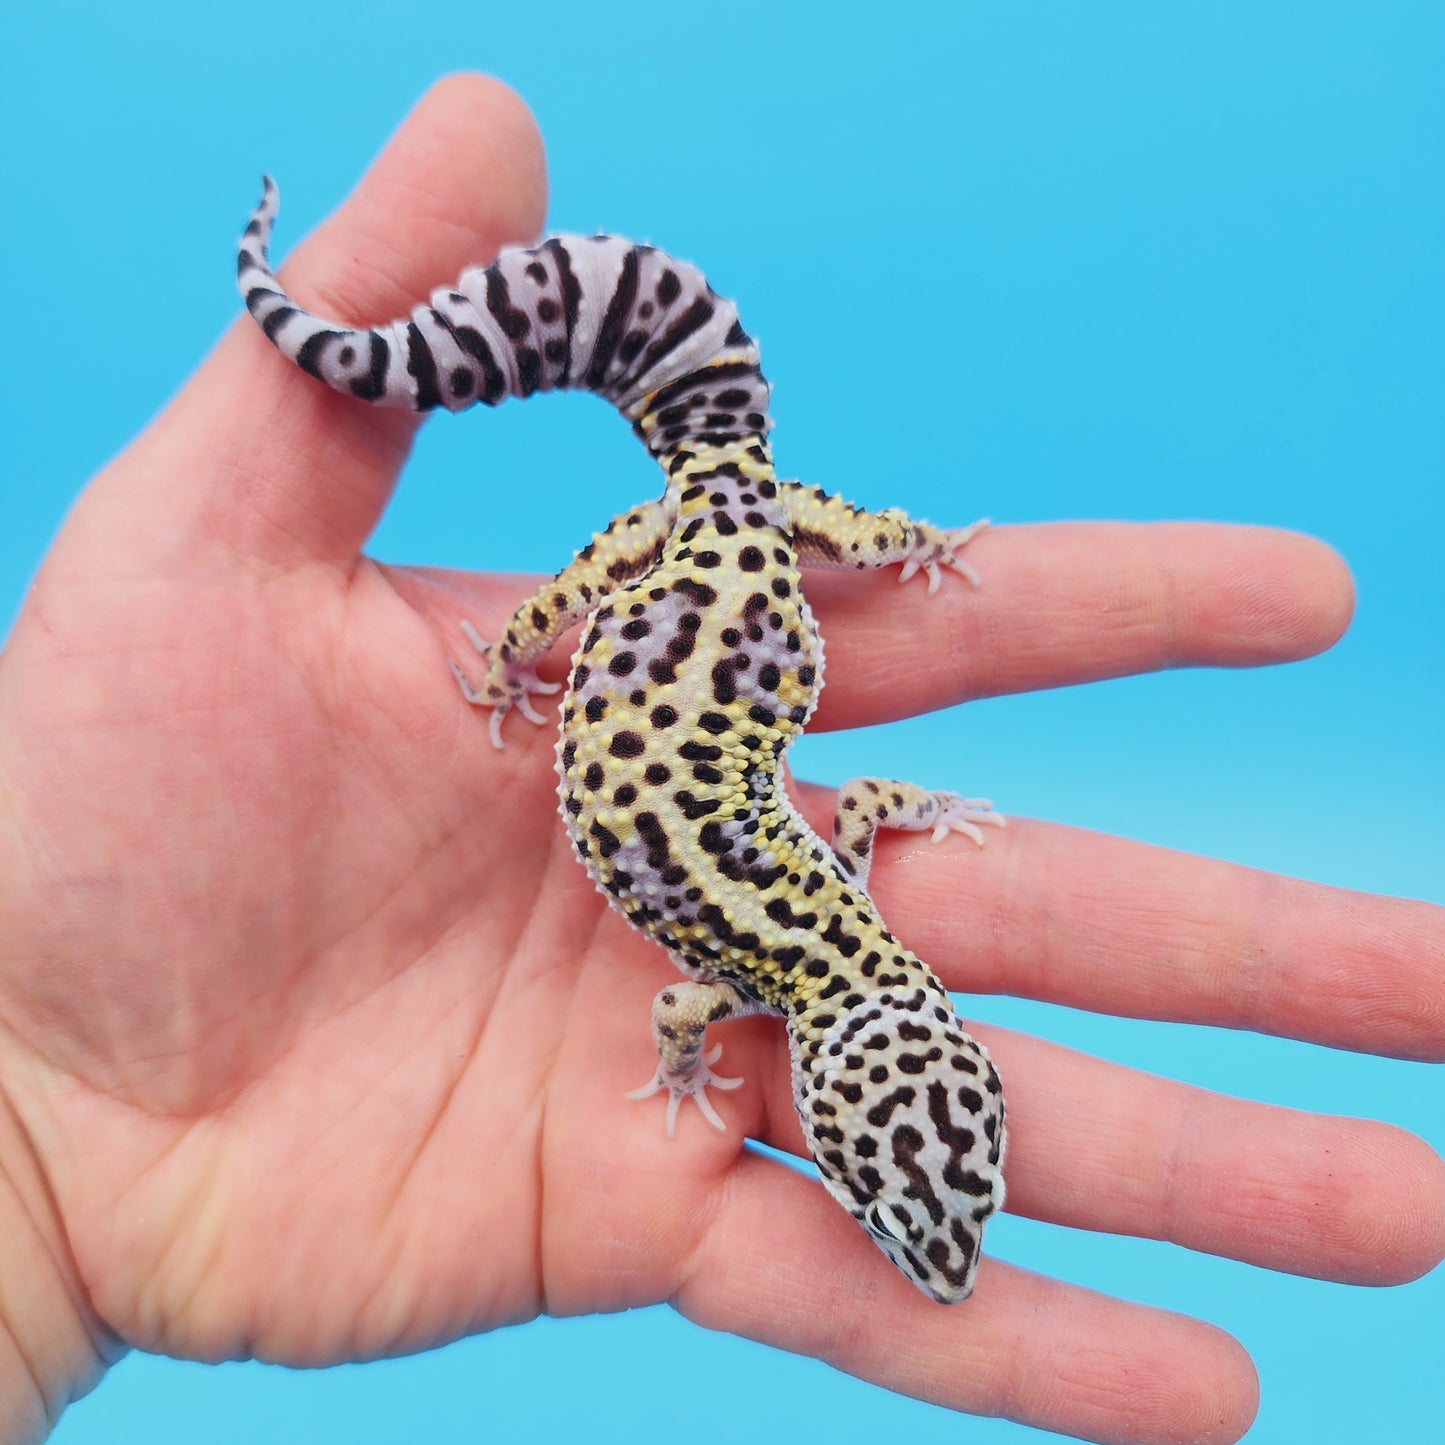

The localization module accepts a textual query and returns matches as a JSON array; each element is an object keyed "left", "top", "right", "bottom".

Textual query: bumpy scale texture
[{"left": 238, "top": 177, "right": 1007, "bottom": 1301}]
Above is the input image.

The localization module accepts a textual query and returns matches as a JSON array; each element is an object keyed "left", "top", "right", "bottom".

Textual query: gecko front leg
[
  {"left": 453, "top": 491, "right": 678, "bottom": 746},
  {"left": 627, "top": 980, "right": 770, "bottom": 1136}
]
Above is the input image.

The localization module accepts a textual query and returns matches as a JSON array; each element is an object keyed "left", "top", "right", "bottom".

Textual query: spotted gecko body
[{"left": 238, "top": 178, "right": 1007, "bottom": 1301}]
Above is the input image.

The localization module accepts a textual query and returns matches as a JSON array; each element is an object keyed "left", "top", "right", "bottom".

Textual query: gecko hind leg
[{"left": 832, "top": 778, "right": 1005, "bottom": 891}]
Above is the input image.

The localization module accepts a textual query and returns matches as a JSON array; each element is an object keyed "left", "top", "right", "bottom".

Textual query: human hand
[{"left": 0, "top": 74, "right": 1440, "bottom": 1445}]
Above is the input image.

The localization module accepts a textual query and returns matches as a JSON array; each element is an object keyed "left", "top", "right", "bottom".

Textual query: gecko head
[{"left": 799, "top": 992, "right": 1006, "bottom": 1303}]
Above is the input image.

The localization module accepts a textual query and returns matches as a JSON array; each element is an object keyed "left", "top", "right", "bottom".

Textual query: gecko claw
[
  {"left": 628, "top": 1043, "right": 743, "bottom": 1137},
  {"left": 451, "top": 620, "right": 560, "bottom": 749},
  {"left": 898, "top": 518, "right": 989, "bottom": 594},
  {"left": 927, "top": 793, "right": 1007, "bottom": 848}
]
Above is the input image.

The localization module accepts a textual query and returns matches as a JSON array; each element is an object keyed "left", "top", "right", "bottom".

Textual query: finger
[
  {"left": 803, "top": 522, "right": 1353, "bottom": 730},
  {"left": 971, "top": 1028, "right": 1445, "bottom": 1285},
  {"left": 676, "top": 1151, "right": 1258, "bottom": 1445},
  {"left": 790, "top": 787, "right": 1445, "bottom": 1062},
  {"left": 399, "top": 522, "right": 1352, "bottom": 726},
  {"left": 385, "top": 518, "right": 1351, "bottom": 751},
  {"left": 109, "top": 74, "right": 547, "bottom": 569}
]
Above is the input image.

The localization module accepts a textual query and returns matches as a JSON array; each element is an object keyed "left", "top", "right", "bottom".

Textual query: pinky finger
[{"left": 675, "top": 1152, "right": 1258, "bottom": 1445}]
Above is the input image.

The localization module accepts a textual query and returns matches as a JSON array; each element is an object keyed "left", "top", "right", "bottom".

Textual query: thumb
[{"left": 86, "top": 74, "right": 548, "bottom": 574}]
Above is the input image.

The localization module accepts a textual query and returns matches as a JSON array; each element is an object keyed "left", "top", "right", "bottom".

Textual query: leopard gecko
[{"left": 237, "top": 176, "right": 1007, "bottom": 1301}]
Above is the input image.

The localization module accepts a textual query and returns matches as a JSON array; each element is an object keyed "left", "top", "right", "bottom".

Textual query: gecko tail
[{"left": 236, "top": 176, "right": 418, "bottom": 409}]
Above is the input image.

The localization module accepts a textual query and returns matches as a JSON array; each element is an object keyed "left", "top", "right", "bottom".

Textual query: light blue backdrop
[{"left": 4, "top": 3, "right": 1441, "bottom": 1442}]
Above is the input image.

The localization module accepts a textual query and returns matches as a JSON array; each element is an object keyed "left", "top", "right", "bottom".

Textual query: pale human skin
[{"left": 0, "top": 75, "right": 1441, "bottom": 1445}]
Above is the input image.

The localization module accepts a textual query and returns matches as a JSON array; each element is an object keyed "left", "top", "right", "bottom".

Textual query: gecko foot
[
  {"left": 897, "top": 518, "right": 990, "bottom": 594},
  {"left": 627, "top": 1044, "right": 743, "bottom": 1137},
  {"left": 450, "top": 618, "right": 561, "bottom": 749},
  {"left": 927, "top": 791, "right": 1007, "bottom": 848}
]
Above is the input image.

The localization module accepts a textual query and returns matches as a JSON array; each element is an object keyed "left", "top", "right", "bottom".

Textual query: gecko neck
[{"left": 662, "top": 439, "right": 787, "bottom": 532}]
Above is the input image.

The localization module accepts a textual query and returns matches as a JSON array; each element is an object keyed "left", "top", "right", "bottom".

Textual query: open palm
[{"left": 0, "top": 77, "right": 1440, "bottom": 1445}]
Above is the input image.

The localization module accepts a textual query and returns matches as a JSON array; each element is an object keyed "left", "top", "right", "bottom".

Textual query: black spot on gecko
[
  {"left": 892, "top": 1125, "right": 945, "bottom": 1226},
  {"left": 673, "top": 578, "right": 719, "bottom": 606},
  {"left": 679, "top": 740, "right": 722, "bottom": 761},
  {"left": 711, "top": 659, "right": 738, "bottom": 704},
  {"left": 895, "top": 1048, "right": 944, "bottom": 1075},
  {"left": 866, "top": 1087, "right": 917, "bottom": 1128},
  {"left": 676, "top": 791, "right": 722, "bottom": 820}
]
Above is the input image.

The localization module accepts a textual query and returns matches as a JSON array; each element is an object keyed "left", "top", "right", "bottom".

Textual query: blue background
[{"left": 4, "top": 2, "right": 1441, "bottom": 1441}]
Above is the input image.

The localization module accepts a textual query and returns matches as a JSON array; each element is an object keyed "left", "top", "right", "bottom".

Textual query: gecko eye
[{"left": 865, "top": 1200, "right": 923, "bottom": 1246}]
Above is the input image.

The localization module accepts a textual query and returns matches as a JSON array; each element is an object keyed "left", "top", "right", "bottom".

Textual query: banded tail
[{"left": 237, "top": 177, "right": 773, "bottom": 460}]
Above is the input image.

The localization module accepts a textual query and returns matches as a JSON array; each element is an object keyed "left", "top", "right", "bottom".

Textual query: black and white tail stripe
[{"left": 237, "top": 177, "right": 773, "bottom": 459}]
